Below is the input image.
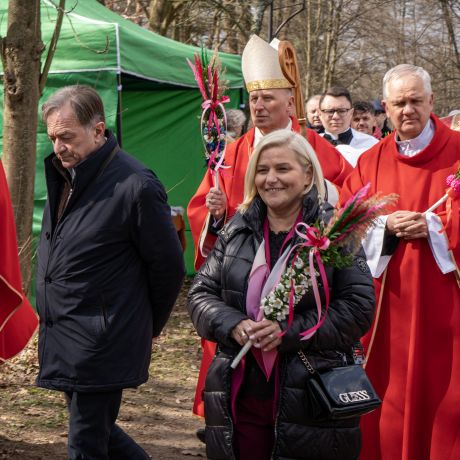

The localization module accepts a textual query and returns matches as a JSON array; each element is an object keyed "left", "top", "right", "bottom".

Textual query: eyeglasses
[{"left": 321, "top": 108, "right": 352, "bottom": 116}]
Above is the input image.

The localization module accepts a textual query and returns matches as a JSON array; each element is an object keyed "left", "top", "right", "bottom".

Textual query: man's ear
[
  {"left": 287, "top": 94, "right": 295, "bottom": 115},
  {"left": 94, "top": 121, "right": 106, "bottom": 140},
  {"left": 382, "top": 100, "right": 389, "bottom": 117}
]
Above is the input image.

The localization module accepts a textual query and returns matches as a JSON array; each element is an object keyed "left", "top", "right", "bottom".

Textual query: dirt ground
[{"left": 0, "top": 278, "right": 207, "bottom": 459}]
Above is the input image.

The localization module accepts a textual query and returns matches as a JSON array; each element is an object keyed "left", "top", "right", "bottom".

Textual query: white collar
[
  {"left": 395, "top": 119, "right": 434, "bottom": 157},
  {"left": 254, "top": 119, "right": 292, "bottom": 147}
]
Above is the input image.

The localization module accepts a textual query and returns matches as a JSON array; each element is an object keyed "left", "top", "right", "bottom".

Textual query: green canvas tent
[{"left": 0, "top": 0, "right": 245, "bottom": 274}]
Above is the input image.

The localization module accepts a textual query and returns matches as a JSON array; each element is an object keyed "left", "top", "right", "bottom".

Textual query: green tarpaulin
[{"left": 0, "top": 0, "right": 245, "bottom": 275}]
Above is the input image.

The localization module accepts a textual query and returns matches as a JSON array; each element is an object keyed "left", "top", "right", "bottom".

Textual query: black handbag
[{"left": 298, "top": 349, "right": 381, "bottom": 421}]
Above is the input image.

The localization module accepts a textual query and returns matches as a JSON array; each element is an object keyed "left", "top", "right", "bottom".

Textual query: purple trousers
[{"left": 234, "top": 395, "right": 276, "bottom": 460}]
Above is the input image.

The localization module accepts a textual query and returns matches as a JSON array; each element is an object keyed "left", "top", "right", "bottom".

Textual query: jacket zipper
[
  {"left": 38, "top": 213, "right": 64, "bottom": 377},
  {"left": 38, "top": 181, "right": 74, "bottom": 378}
]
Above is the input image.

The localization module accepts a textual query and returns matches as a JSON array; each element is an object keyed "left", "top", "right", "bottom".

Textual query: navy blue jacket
[{"left": 36, "top": 132, "right": 185, "bottom": 392}]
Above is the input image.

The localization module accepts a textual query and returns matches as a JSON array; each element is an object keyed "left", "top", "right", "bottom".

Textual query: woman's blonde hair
[{"left": 238, "top": 129, "right": 326, "bottom": 213}]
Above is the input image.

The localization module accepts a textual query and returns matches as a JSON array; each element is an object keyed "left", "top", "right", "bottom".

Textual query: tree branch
[{"left": 39, "top": 0, "right": 66, "bottom": 96}]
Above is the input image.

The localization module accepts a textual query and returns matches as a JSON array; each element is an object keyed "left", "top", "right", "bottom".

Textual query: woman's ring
[
  {"left": 269, "top": 333, "right": 274, "bottom": 339},
  {"left": 240, "top": 331, "right": 247, "bottom": 338}
]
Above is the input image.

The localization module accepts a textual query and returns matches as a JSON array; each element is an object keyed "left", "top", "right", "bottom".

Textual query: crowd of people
[
  {"left": 187, "top": 36, "right": 459, "bottom": 460},
  {"left": 0, "top": 33, "right": 459, "bottom": 460}
]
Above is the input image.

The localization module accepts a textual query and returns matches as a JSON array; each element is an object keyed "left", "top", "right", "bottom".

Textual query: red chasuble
[
  {"left": 340, "top": 115, "right": 460, "bottom": 460},
  {"left": 0, "top": 160, "right": 38, "bottom": 361},
  {"left": 188, "top": 117, "right": 352, "bottom": 417}
]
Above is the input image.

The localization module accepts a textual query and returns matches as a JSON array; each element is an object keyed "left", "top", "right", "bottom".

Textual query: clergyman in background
[
  {"left": 305, "top": 94, "right": 324, "bottom": 133},
  {"left": 319, "top": 86, "right": 378, "bottom": 166}
]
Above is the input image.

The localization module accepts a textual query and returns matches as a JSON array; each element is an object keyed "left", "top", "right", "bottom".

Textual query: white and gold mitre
[{"left": 241, "top": 35, "right": 292, "bottom": 92}]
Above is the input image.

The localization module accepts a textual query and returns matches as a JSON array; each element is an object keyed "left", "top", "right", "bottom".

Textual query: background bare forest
[{"left": 100, "top": 0, "right": 460, "bottom": 115}]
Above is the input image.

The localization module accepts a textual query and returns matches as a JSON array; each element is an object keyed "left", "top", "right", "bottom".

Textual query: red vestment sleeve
[
  {"left": 0, "top": 160, "right": 38, "bottom": 361},
  {"left": 339, "top": 158, "right": 367, "bottom": 205},
  {"left": 306, "top": 128, "right": 353, "bottom": 187},
  {"left": 187, "top": 132, "right": 252, "bottom": 270},
  {"left": 187, "top": 166, "right": 219, "bottom": 270}
]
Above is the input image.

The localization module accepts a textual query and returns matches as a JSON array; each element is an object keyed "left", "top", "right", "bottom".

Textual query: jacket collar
[{"left": 44, "top": 130, "right": 119, "bottom": 223}]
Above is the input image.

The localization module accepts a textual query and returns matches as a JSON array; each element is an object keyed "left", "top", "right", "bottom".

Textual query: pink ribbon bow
[{"left": 283, "top": 222, "right": 331, "bottom": 341}]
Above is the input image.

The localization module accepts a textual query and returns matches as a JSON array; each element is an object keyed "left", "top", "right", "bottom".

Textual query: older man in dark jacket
[{"left": 36, "top": 85, "right": 185, "bottom": 459}]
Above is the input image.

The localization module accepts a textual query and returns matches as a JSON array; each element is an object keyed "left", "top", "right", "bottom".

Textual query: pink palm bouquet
[{"left": 187, "top": 48, "right": 229, "bottom": 188}]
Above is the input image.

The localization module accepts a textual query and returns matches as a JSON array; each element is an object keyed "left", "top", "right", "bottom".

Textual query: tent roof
[{"left": 0, "top": 0, "right": 244, "bottom": 89}]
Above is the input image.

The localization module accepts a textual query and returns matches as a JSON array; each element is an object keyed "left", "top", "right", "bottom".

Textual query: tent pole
[{"left": 116, "top": 72, "right": 123, "bottom": 148}]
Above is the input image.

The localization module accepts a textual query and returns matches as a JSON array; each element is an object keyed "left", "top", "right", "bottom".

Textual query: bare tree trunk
[
  {"left": 222, "top": 1, "right": 239, "bottom": 53},
  {"left": 322, "top": 0, "right": 334, "bottom": 90},
  {"left": 1, "top": 0, "right": 44, "bottom": 293},
  {"left": 439, "top": 0, "right": 460, "bottom": 70},
  {"left": 328, "top": 0, "right": 343, "bottom": 86},
  {"left": 304, "top": 0, "right": 312, "bottom": 97},
  {"left": 252, "top": 0, "right": 271, "bottom": 36},
  {"left": 148, "top": 0, "right": 169, "bottom": 35},
  {"left": 398, "top": 0, "right": 407, "bottom": 63},
  {"left": 209, "top": 8, "right": 222, "bottom": 49}
]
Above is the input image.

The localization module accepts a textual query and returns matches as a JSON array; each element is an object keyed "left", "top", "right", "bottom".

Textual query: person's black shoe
[{"left": 196, "top": 427, "right": 206, "bottom": 444}]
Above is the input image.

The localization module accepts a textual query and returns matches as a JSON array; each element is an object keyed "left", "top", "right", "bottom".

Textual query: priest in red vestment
[
  {"left": 0, "top": 159, "right": 38, "bottom": 361},
  {"left": 340, "top": 64, "right": 460, "bottom": 460},
  {"left": 187, "top": 35, "right": 352, "bottom": 420}
]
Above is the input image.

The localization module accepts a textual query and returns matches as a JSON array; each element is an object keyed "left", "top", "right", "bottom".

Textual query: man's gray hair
[
  {"left": 42, "top": 85, "right": 105, "bottom": 127},
  {"left": 306, "top": 94, "right": 321, "bottom": 105},
  {"left": 227, "top": 109, "right": 247, "bottom": 137},
  {"left": 382, "top": 64, "right": 432, "bottom": 99}
]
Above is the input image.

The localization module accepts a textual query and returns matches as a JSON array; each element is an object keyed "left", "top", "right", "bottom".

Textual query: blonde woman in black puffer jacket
[{"left": 188, "top": 129, "right": 375, "bottom": 460}]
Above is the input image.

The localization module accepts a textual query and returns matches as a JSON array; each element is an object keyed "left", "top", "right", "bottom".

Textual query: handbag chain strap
[
  {"left": 298, "top": 350, "right": 316, "bottom": 375},
  {"left": 298, "top": 343, "right": 366, "bottom": 375}
]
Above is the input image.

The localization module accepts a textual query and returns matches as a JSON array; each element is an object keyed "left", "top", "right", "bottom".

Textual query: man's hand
[
  {"left": 205, "top": 187, "right": 226, "bottom": 220},
  {"left": 386, "top": 210, "right": 428, "bottom": 239}
]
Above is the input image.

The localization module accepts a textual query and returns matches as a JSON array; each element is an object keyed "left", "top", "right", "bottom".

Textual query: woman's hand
[
  {"left": 248, "top": 319, "right": 282, "bottom": 352},
  {"left": 231, "top": 319, "right": 257, "bottom": 346}
]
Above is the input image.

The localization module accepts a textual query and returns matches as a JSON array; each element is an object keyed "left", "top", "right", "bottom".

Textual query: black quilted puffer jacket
[{"left": 188, "top": 188, "right": 375, "bottom": 460}]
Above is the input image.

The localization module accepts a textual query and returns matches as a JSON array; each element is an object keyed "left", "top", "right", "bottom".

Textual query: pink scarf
[{"left": 245, "top": 225, "right": 295, "bottom": 379}]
